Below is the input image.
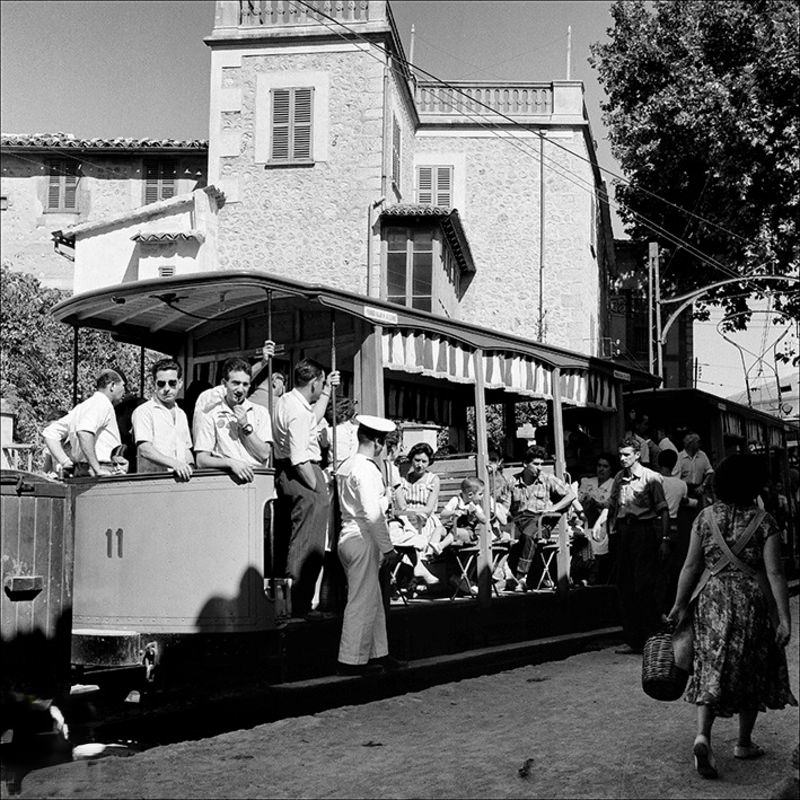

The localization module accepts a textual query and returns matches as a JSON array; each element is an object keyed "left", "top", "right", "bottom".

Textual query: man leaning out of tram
[
  {"left": 193, "top": 357, "right": 273, "bottom": 483},
  {"left": 131, "top": 358, "right": 194, "bottom": 481}
]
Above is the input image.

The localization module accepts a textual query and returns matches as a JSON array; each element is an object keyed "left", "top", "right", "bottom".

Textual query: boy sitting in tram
[{"left": 440, "top": 476, "right": 488, "bottom": 546}]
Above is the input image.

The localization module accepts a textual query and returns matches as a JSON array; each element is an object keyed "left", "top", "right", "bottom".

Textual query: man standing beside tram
[
  {"left": 131, "top": 358, "right": 194, "bottom": 480},
  {"left": 272, "top": 357, "right": 340, "bottom": 617}
]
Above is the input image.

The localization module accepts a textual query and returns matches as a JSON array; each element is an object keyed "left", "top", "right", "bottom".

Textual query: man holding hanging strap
[{"left": 608, "top": 435, "right": 670, "bottom": 654}]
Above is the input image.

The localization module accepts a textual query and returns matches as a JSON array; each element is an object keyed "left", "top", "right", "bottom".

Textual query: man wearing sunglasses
[{"left": 132, "top": 358, "right": 194, "bottom": 480}]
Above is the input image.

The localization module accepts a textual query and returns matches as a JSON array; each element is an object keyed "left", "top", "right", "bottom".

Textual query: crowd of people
[{"left": 34, "top": 352, "right": 796, "bottom": 703}]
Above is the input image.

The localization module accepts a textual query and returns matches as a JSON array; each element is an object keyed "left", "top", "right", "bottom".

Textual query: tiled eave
[
  {"left": 1, "top": 132, "right": 208, "bottom": 152},
  {"left": 380, "top": 205, "right": 476, "bottom": 274},
  {"left": 131, "top": 231, "right": 206, "bottom": 244}
]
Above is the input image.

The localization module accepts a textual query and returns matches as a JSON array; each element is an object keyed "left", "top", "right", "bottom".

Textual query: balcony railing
[
  {"left": 416, "top": 82, "right": 554, "bottom": 118},
  {"left": 238, "top": 0, "right": 377, "bottom": 27}
]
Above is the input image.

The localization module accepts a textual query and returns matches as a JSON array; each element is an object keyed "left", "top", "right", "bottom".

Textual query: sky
[{"left": 1, "top": 0, "right": 794, "bottom": 400}]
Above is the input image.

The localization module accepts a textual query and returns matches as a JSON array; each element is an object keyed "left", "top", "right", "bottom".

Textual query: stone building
[
  {"left": 200, "top": 0, "right": 613, "bottom": 356},
  {"left": 0, "top": 133, "right": 207, "bottom": 290},
  {"left": 5, "top": 1, "right": 617, "bottom": 360}
]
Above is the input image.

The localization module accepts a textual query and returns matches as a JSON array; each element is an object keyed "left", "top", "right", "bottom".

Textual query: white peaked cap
[{"left": 355, "top": 414, "right": 396, "bottom": 433}]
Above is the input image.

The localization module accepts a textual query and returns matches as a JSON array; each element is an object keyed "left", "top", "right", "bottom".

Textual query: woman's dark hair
[
  {"left": 596, "top": 452, "right": 617, "bottom": 472},
  {"left": 712, "top": 454, "right": 767, "bottom": 505},
  {"left": 407, "top": 442, "right": 435, "bottom": 464}
]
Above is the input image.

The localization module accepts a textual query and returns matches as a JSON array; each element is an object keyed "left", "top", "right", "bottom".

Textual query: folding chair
[
  {"left": 534, "top": 542, "right": 560, "bottom": 590},
  {"left": 390, "top": 544, "right": 418, "bottom": 605},
  {"left": 450, "top": 545, "right": 480, "bottom": 598}
]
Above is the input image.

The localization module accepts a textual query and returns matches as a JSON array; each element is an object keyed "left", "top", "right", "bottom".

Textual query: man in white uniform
[
  {"left": 336, "top": 415, "right": 402, "bottom": 676},
  {"left": 70, "top": 369, "right": 127, "bottom": 476},
  {"left": 132, "top": 358, "right": 194, "bottom": 480},
  {"left": 194, "top": 357, "right": 272, "bottom": 483}
]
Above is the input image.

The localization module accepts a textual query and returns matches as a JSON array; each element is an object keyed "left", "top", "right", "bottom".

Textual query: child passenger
[{"left": 440, "top": 477, "right": 488, "bottom": 546}]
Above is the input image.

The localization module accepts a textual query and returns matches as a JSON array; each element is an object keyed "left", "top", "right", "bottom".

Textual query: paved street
[{"left": 13, "top": 597, "right": 799, "bottom": 799}]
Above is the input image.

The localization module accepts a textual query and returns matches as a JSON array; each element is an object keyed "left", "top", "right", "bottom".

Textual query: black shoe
[
  {"left": 371, "top": 655, "right": 408, "bottom": 671},
  {"left": 336, "top": 662, "right": 385, "bottom": 677}
]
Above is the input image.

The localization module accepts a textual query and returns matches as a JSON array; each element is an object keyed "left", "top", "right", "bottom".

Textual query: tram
[{"left": 4, "top": 270, "right": 659, "bottom": 695}]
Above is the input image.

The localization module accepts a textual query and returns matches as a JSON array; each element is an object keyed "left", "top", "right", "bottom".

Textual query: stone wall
[
  {"left": 214, "top": 48, "right": 388, "bottom": 295},
  {"left": 0, "top": 153, "right": 206, "bottom": 291},
  {"left": 414, "top": 129, "right": 600, "bottom": 355}
]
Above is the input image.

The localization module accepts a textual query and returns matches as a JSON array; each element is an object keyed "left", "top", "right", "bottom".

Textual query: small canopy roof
[{"left": 51, "top": 270, "right": 657, "bottom": 389}]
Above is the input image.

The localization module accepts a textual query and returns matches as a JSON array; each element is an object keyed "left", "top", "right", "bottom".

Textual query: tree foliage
[
  {"left": 0, "top": 264, "right": 154, "bottom": 456},
  {"left": 590, "top": 1, "right": 799, "bottom": 348}
]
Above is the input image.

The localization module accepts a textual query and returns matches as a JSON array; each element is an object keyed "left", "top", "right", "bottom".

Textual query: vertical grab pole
[
  {"left": 552, "top": 367, "right": 570, "bottom": 598},
  {"left": 330, "top": 312, "right": 337, "bottom": 471},
  {"left": 72, "top": 326, "right": 79, "bottom": 406},
  {"left": 139, "top": 345, "right": 146, "bottom": 396},
  {"left": 266, "top": 289, "right": 274, "bottom": 415},
  {"left": 473, "top": 349, "right": 492, "bottom": 607}
]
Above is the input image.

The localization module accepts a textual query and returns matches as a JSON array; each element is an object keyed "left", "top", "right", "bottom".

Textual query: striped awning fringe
[{"left": 381, "top": 329, "right": 616, "bottom": 410}]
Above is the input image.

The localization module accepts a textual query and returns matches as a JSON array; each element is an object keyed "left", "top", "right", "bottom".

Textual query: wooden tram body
[{"left": 5, "top": 270, "right": 657, "bottom": 688}]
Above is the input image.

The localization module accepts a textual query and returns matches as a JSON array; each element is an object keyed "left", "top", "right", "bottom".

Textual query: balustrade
[
  {"left": 238, "top": 0, "right": 374, "bottom": 26},
  {"left": 416, "top": 82, "right": 553, "bottom": 118}
]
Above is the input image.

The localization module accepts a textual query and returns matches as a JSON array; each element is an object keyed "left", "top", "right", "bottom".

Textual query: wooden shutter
[
  {"left": 144, "top": 162, "right": 160, "bottom": 204},
  {"left": 292, "top": 88, "right": 313, "bottom": 160},
  {"left": 392, "top": 117, "right": 401, "bottom": 187},
  {"left": 435, "top": 166, "right": 452, "bottom": 207},
  {"left": 160, "top": 161, "right": 176, "bottom": 201},
  {"left": 47, "top": 168, "right": 62, "bottom": 210},
  {"left": 271, "top": 89, "right": 291, "bottom": 161},
  {"left": 63, "top": 172, "right": 78, "bottom": 209},
  {"left": 416, "top": 166, "right": 433, "bottom": 204}
]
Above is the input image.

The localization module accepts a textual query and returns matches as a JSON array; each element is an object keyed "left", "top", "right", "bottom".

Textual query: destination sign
[{"left": 364, "top": 305, "right": 398, "bottom": 325}]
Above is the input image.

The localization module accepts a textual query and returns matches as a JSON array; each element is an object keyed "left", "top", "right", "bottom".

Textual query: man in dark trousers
[
  {"left": 272, "top": 358, "right": 337, "bottom": 617},
  {"left": 608, "top": 436, "right": 670, "bottom": 654}
]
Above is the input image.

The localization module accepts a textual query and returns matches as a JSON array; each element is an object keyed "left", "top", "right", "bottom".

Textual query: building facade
[{"left": 0, "top": 134, "right": 207, "bottom": 290}]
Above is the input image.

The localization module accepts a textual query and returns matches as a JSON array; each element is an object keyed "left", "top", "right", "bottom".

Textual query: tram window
[{"left": 195, "top": 322, "right": 240, "bottom": 356}]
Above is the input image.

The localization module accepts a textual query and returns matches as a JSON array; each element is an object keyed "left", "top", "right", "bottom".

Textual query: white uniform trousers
[{"left": 337, "top": 531, "right": 388, "bottom": 665}]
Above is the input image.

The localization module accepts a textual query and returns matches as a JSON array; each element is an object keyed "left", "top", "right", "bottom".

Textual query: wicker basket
[{"left": 642, "top": 631, "right": 689, "bottom": 701}]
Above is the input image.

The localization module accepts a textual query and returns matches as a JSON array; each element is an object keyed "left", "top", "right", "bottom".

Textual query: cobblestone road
[{"left": 13, "top": 597, "right": 799, "bottom": 799}]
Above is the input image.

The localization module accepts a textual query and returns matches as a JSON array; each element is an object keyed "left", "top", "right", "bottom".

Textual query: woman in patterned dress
[{"left": 667, "top": 454, "right": 796, "bottom": 780}]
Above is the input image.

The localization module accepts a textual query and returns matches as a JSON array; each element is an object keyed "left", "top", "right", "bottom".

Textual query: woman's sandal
[
  {"left": 734, "top": 743, "right": 765, "bottom": 760},
  {"left": 693, "top": 735, "right": 719, "bottom": 779}
]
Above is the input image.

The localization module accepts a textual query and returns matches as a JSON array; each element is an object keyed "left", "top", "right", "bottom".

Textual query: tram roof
[{"left": 51, "top": 270, "right": 657, "bottom": 385}]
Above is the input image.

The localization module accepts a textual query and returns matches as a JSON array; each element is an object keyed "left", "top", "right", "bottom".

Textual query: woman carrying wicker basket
[{"left": 666, "top": 453, "right": 796, "bottom": 780}]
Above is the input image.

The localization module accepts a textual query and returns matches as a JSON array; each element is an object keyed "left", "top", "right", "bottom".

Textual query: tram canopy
[{"left": 51, "top": 270, "right": 658, "bottom": 407}]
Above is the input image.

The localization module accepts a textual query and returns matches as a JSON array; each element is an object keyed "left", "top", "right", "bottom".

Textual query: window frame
[
  {"left": 391, "top": 116, "right": 401, "bottom": 191},
  {"left": 45, "top": 158, "right": 79, "bottom": 213},
  {"left": 268, "top": 86, "right": 315, "bottom": 166},
  {"left": 415, "top": 164, "right": 454, "bottom": 207},
  {"left": 143, "top": 158, "right": 177, "bottom": 205},
  {"left": 384, "top": 225, "right": 435, "bottom": 313}
]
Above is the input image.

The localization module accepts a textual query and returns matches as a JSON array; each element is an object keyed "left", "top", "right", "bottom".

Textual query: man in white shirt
[
  {"left": 656, "top": 426, "right": 678, "bottom": 455},
  {"left": 676, "top": 432, "right": 714, "bottom": 495},
  {"left": 272, "top": 357, "right": 338, "bottom": 617},
  {"left": 132, "top": 358, "right": 194, "bottom": 480},
  {"left": 69, "top": 369, "right": 127, "bottom": 477},
  {"left": 194, "top": 357, "right": 272, "bottom": 483},
  {"left": 336, "top": 415, "right": 402, "bottom": 675},
  {"left": 42, "top": 410, "right": 75, "bottom": 478}
]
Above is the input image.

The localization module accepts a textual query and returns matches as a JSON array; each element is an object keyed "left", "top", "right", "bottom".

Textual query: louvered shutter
[
  {"left": 392, "top": 117, "right": 401, "bottom": 187},
  {"left": 160, "top": 161, "right": 176, "bottom": 201},
  {"left": 435, "top": 166, "right": 452, "bottom": 207},
  {"left": 47, "top": 168, "right": 62, "bottom": 210},
  {"left": 416, "top": 166, "right": 433, "bottom": 204},
  {"left": 292, "top": 88, "right": 313, "bottom": 160},
  {"left": 144, "top": 162, "right": 160, "bottom": 204},
  {"left": 63, "top": 173, "right": 78, "bottom": 209},
  {"left": 271, "top": 89, "right": 291, "bottom": 161}
]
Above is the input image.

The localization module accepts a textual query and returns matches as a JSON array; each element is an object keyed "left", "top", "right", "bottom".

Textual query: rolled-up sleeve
[{"left": 193, "top": 408, "right": 216, "bottom": 453}]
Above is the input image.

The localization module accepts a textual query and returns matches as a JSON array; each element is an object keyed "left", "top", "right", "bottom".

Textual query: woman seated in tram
[{"left": 389, "top": 442, "right": 446, "bottom": 589}]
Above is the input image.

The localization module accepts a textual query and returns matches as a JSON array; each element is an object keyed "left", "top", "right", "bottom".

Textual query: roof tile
[{"left": 1, "top": 132, "right": 207, "bottom": 150}]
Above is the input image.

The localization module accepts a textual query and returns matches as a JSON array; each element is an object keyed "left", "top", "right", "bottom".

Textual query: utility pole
[
  {"left": 648, "top": 243, "right": 654, "bottom": 373},
  {"left": 650, "top": 242, "right": 663, "bottom": 380},
  {"left": 409, "top": 24, "right": 415, "bottom": 67},
  {"left": 566, "top": 26, "right": 572, "bottom": 80},
  {"left": 693, "top": 357, "right": 699, "bottom": 389}
]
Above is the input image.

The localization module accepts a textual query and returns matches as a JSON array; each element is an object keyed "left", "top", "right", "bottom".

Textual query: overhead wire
[
  {"left": 291, "top": 0, "right": 748, "bottom": 281},
  {"left": 288, "top": 0, "right": 742, "bottom": 281},
  {"left": 294, "top": 0, "right": 754, "bottom": 248}
]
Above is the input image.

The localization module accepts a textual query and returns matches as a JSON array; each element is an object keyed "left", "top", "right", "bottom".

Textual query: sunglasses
[{"left": 156, "top": 379, "right": 179, "bottom": 388}]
